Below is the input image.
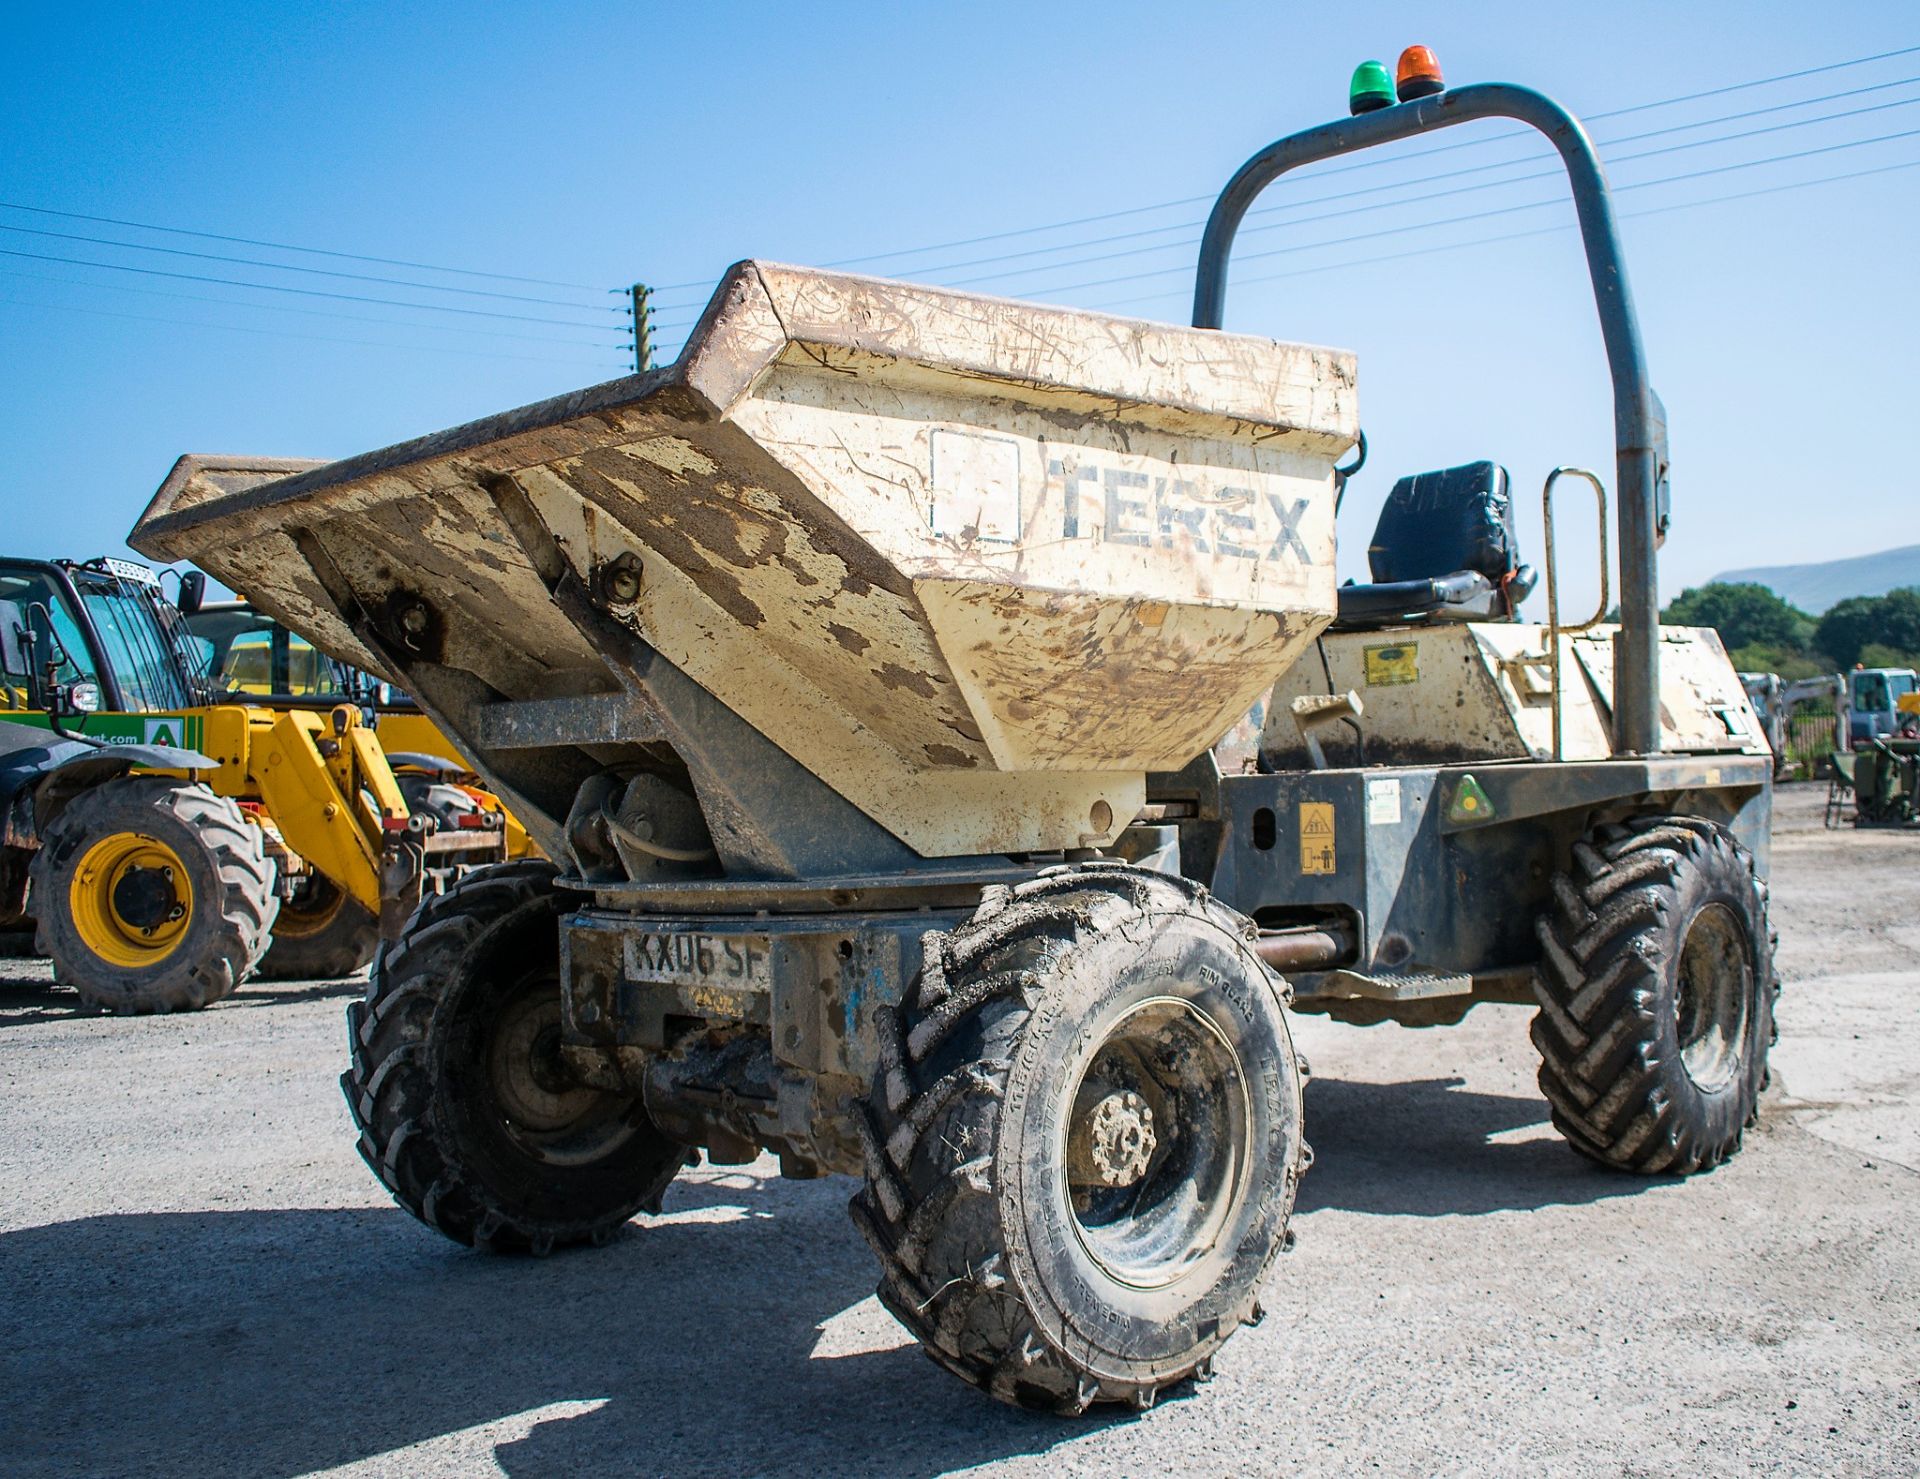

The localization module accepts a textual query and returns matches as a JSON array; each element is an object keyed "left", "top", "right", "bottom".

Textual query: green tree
[
  {"left": 1661, "top": 582, "right": 1812, "bottom": 653},
  {"left": 1858, "top": 643, "right": 1920, "bottom": 671},
  {"left": 1728, "top": 643, "right": 1825, "bottom": 682},
  {"left": 1817, "top": 595, "right": 1879, "bottom": 668},
  {"left": 1815, "top": 588, "right": 1920, "bottom": 669}
]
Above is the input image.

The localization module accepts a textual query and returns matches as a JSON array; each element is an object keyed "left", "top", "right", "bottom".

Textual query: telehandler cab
[{"left": 133, "top": 57, "right": 1775, "bottom": 1413}]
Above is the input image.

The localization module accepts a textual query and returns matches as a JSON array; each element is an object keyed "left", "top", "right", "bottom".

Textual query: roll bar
[{"left": 1193, "top": 82, "right": 1668, "bottom": 755}]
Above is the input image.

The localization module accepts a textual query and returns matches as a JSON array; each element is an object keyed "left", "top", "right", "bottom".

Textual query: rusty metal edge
[{"left": 129, "top": 259, "right": 1355, "bottom": 563}]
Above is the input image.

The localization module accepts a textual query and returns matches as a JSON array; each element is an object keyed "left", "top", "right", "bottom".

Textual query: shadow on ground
[
  {"left": 227, "top": 977, "right": 367, "bottom": 1007},
  {"left": 0, "top": 1172, "right": 1120, "bottom": 1478},
  {"left": 0, "top": 969, "right": 72, "bottom": 1028},
  {"left": 0, "top": 1071, "right": 1664, "bottom": 1474},
  {"left": 0, "top": 958, "right": 363, "bottom": 1028},
  {"left": 1295, "top": 1075, "right": 1671, "bottom": 1217}
]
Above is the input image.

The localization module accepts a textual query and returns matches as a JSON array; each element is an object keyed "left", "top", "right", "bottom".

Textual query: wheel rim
[
  {"left": 1675, "top": 901, "right": 1753, "bottom": 1092},
  {"left": 484, "top": 982, "right": 642, "bottom": 1168},
  {"left": 273, "top": 873, "right": 347, "bottom": 941},
  {"left": 69, "top": 832, "right": 194, "bottom": 969},
  {"left": 1062, "top": 995, "right": 1252, "bottom": 1291}
]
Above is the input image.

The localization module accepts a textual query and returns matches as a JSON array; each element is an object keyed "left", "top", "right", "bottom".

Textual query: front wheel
[
  {"left": 256, "top": 873, "right": 379, "bottom": 980},
  {"left": 1532, "top": 815, "right": 1777, "bottom": 1174},
  {"left": 340, "top": 860, "right": 688, "bottom": 1253},
  {"left": 851, "top": 864, "right": 1307, "bottom": 1414},
  {"left": 30, "top": 776, "right": 278, "bottom": 1013}
]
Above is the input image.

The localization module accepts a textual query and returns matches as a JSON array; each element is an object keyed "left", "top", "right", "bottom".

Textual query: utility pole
[{"left": 628, "top": 283, "right": 654, "bottom": 373}]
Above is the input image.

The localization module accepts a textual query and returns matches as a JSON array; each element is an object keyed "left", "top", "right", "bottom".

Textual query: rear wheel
[
  {"left": 851, "top": 864, "right": 1307, "bottom": 1414},
  {"left": 30, "top": 776, "right": 278, "bottom": 1013},
  {"left": 1532, "top": 815, "right": 1776, "bottom": 1174},
  {"left": 256, "top": 873, "right": 379, "bottom": 980},
  {"left": 340, "top": 860, "right": 687, "bottom": 1253}
]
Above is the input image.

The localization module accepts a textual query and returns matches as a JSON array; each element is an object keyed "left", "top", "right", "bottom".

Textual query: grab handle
[{"left": 1543, "top": 467, "right": 1610, "bottom": 761}]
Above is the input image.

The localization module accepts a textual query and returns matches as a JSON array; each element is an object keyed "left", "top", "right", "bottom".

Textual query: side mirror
[
  {"left": 23, "top": 603, "right": 60, "bottom": 713},
  {"left": 0, "top": 599, "right": 28, "bottom": 679},
  {"left": 176, "top": 570, "right": 207, "bottom": 616}
]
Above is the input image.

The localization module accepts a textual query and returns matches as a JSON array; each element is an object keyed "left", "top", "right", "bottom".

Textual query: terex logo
[
  {"left": 923, "top": 428, "right": 1321, "bottom": 565},
  {"left": 1047, "top": 455, "right": 1314, "bottom": 565}
]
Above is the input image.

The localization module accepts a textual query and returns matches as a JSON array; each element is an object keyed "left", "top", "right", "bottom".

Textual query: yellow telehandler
[{"left": 0, "top": 553, "right": 505, "bottom": 1011}]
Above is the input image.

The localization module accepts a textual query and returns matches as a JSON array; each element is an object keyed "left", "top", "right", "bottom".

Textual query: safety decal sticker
[
  {"left": 1363, "top": 642, "right": 1418, "bottom": 686},
  {"left": 1299, "top": 801, "right": 1336, "bottom": 875}
]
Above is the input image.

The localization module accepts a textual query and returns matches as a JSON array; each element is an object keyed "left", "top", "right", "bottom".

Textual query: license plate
[{"left": 623, "top": 931, "right": 772, "bottom": 992}]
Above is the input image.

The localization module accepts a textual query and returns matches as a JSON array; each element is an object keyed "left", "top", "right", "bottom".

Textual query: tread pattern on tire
[
  {"left": 31, "top": 776, "right": 278, "bottom": 1013},
  {"left": 851, "top": 862, "right": 1296, "bottom": 1415},
  {"left": 340, "top": 859, "right": 679, "bottom": 1255},
  {"left": 1531, "top": 814, "right": 1777, "bottom": 1175}
]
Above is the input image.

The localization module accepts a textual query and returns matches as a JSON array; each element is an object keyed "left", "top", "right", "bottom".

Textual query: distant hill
[{"left": 1712, "top": 545, "right": 1920, "bottom": 615}]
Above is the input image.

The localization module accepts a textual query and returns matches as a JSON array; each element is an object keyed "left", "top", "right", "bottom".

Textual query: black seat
[{"left": 1333, "top": 460, "right": 1536, "bottom": 629}]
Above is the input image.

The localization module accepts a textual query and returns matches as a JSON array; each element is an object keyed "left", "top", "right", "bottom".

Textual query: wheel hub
[
  {"left": 1675, "top": 901, "right": 1753, "bottom": 1092},
  {"left": 1069, "top": 1088, "right": 1157, "bottom": 1188},
  {"left": 1062, "top": 996, "right": 1253, "bottom": 1291},
  {"left": 70, "top": 831, "right": 195, "bottom": 966},
  {"left": 110, "top": 865, "right": 179, "bottom": 931},
  {"left": 488, "top": 993, "right": 606, "bottom": 1134}
]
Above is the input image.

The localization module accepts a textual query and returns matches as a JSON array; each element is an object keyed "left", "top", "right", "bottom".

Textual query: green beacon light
[{"left": 1349, "top": 60, "right": 1396, "bottom": 115}]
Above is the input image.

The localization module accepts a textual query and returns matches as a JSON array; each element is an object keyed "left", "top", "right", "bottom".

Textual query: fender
[{"left": 0, "top": 721, "right": 220, "bottom": 838}]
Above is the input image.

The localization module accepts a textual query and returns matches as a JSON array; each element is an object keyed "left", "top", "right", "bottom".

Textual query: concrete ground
[{"left": 1, "top": 782, "right": 1914, "bottom": 1477}]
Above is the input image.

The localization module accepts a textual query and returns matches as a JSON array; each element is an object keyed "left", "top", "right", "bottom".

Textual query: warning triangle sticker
[{"left": 1448, "top": 774, "right": 1495, "bottom": 824}]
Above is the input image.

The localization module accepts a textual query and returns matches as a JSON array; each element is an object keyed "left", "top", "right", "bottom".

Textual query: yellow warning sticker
[
  {"left": 1363, "top": 642, "right": 1418, "bottom": 686},
  {"left": 1299, "top": 801, "right": 1337, "bottom": 875}
]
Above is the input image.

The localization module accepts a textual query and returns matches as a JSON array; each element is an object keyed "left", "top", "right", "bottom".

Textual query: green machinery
[{"left": 1832, "top": 739, "right": 1920, "bottom": 827}]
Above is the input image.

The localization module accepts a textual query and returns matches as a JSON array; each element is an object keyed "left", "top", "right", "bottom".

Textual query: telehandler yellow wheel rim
[
  {"left": 69, "top": 832, "right": 195, "bottom": 969},
  {"left": 271, "top": 874, "right": 348, "bottom": 941}
]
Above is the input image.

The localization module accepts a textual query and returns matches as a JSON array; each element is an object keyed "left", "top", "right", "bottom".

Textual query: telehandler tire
[
  {"left": 256, "top": 874, "right": 379, "bottom": 980},
  {"left": 851, "top": 863, "right": 1307, "bottom": 1414},
  {"left": 1532, "top": 815, "right": 1776, "bottom": 1175},
  {"left": 30, "top": 775, "right": 278, "bottom": 1014},
  {"left": 340, "top": 859, "right": 686, "bottom": 1254}
]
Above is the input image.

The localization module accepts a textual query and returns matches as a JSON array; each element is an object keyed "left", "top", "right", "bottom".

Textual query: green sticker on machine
[
  {"left": 1363, "top": 642, "right": 1418, "bottom": 686},
  {"left": 1448, "top": 774, "right": 1496, "bottom": 825}
]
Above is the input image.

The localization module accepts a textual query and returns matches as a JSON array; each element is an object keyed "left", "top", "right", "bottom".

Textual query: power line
[
  {"left": 0, "top": 295, "right": 622, "bottom": 366},
  {"left": 862, "top": 42, "right": 1920, "bottom": 270},
  {"left": 0, "top": 199, "right": 604, "bottom": 292},
  {"left": 646, "top": 125, "right": 1920, "bottom": 340},
  {"left": 0, "top": 246, "right": 621, "bottom": 329},
  {"left": 0, "top": 265, "right": 630, "bottom": 347},
  {"left": 1083, "top": 154, "right": 1920, "bottom": 313},
  {"left": 873, "top": 72, "right": 1920, "bottom": 286},
  {"left": 0, "top": 221, "right": 625, "bottom": 312},
  {"left": 646, "top": 41, "right": 1920, "bottom": 304},
  {"left": 933, "top": 91, "right": 1920, "bottom": 292},
  {"left": 644, "top": 149, "right": 1918, "bottom": 358},
  {"left": 1018, "top": 124, "right": 1920, "bottom": 299}
]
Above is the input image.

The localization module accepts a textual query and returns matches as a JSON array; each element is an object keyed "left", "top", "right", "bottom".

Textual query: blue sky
[{"left": 2, "top": 1, "right": 1915, "bottom": 617}]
